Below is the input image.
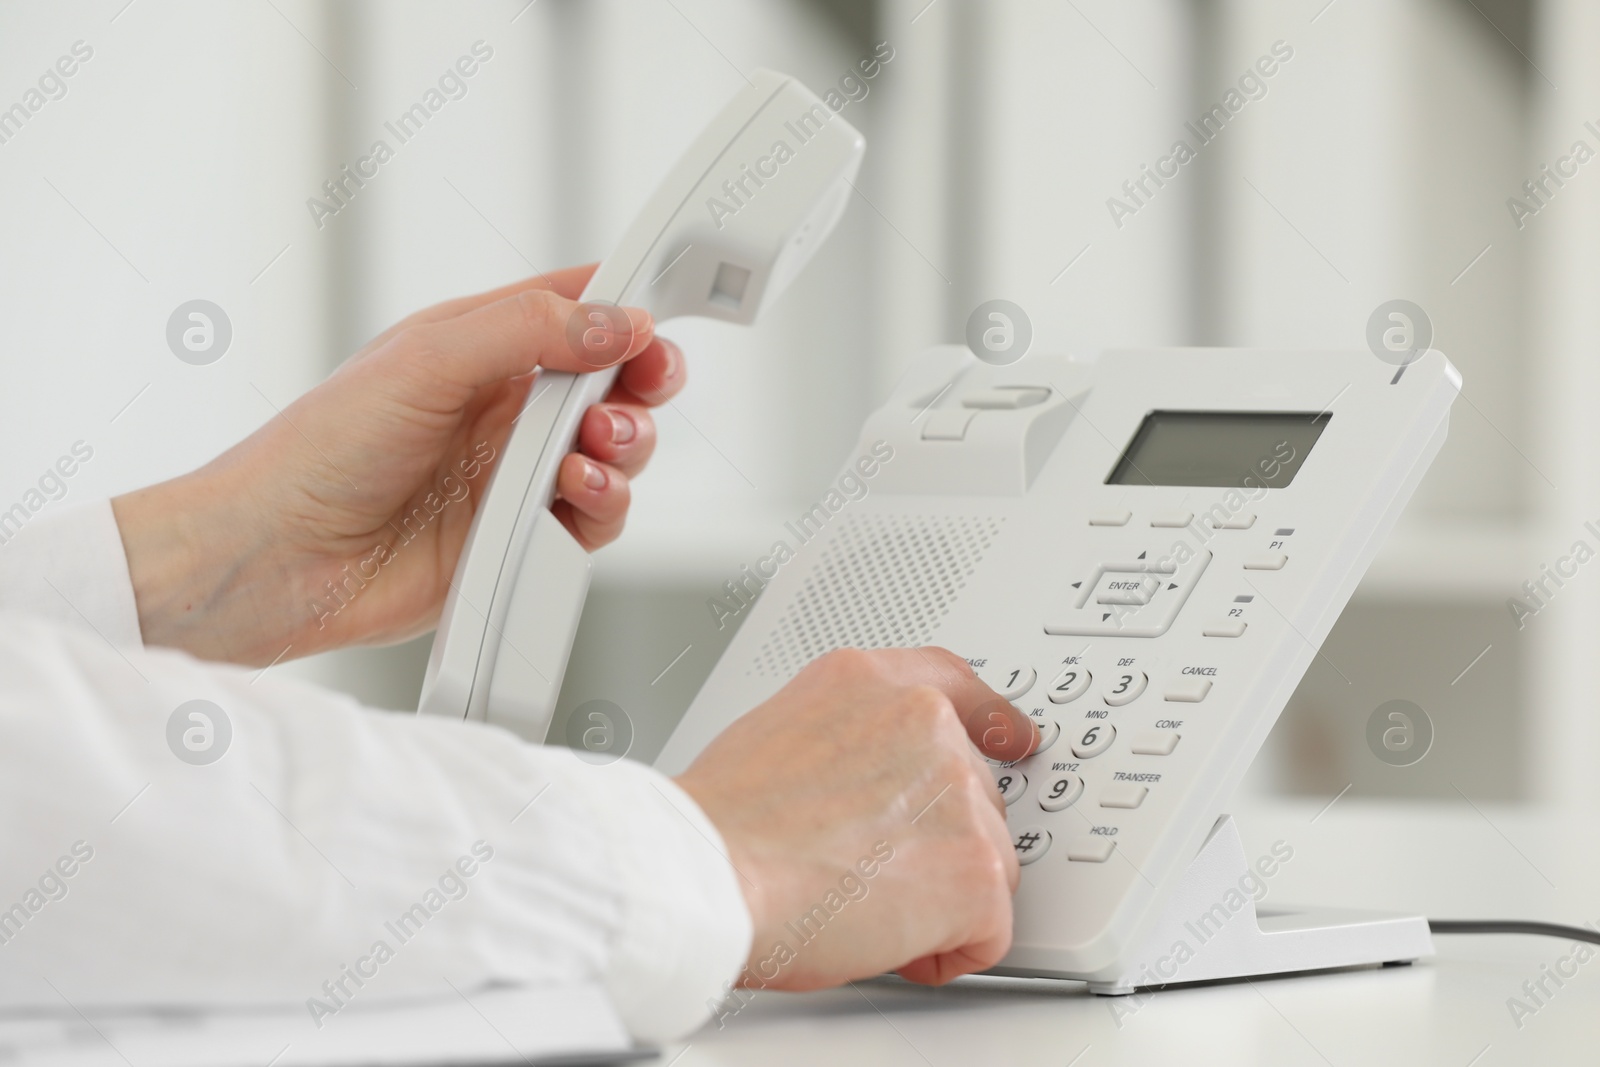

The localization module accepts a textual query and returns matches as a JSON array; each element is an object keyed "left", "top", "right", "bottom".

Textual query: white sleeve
[
  {"left": 0, "top": 499, "right": 144, "bottom": 651},
  {"left": 0, "top": 509, "right": 752, "bottom": 1045}
]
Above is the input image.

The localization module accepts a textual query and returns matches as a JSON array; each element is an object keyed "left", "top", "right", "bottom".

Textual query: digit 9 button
[{"left": 1038, "top": 772, "right": 1084, "bottom": 811}]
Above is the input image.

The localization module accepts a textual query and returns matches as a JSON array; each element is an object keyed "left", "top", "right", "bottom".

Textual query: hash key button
[{"left": 1012, "top": 826, "right": 1052, "bottom": 865}]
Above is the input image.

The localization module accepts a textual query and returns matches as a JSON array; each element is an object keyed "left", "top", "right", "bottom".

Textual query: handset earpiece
[{"left": 419, "top": 70, "right": 864, "bottom": 740}]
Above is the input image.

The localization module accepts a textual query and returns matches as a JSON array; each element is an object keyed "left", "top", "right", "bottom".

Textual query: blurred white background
[{"left": 2, "top": 0, "right": 1595, "bottom": 809}]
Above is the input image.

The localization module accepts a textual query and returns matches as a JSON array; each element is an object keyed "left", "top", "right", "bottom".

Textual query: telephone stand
[{"left": 1087, "top": 815, "right": 1434, "bottom": 995}]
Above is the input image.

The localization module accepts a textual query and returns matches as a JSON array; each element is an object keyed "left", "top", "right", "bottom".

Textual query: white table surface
[{"left": 666, "top": 799, "right": 1600, "bottom": 1065}]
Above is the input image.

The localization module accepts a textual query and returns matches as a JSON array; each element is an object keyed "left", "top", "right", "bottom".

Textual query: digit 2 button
[{"left": 1048, "top": 666, "right": 1091, "bottom": 704}]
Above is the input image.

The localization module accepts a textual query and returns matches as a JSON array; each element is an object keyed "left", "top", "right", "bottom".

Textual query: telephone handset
[{"left": 418, "top": 70, "right": 863, "bottom": 739}]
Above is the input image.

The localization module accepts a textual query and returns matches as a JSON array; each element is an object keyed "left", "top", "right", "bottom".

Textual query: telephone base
[{"left": 1084, "top": 815, "right": 1434, "bottom": 996}]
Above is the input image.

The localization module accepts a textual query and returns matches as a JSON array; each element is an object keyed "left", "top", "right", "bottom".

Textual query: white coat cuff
[
  {"left": 0, "top": 498, "right": 143, "bottom": 652},
  {"left": 594, "top": 764, "right": 752, "bottom": 1042}
]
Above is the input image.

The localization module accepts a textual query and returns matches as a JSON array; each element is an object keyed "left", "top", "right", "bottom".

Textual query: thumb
[{"left": 384, "top": 288, "right": 656, "bottom": 399}]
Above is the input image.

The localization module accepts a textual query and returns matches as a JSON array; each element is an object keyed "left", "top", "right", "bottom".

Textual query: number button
[
  {"left": 1012, "top": 826, "right": 1052, "bottom": 865},
  {"left": 1038, "top": 773, "right": 1084, "bottom": 812},
  {"left": 1071, "top": 723, "right": 1116, "bottom": 759},
  {"left": 1033, "top": 719, "right": 1061, "bottom": 753},
  {"left": 992, "top": 768, "right": 1028, "bottom": 806},
  {"left": 980, "top": 664, "right": 1036, "bottom": 700},
  {"left": 1048, "top": 667, "right": 1091, "bottom": 704},
  {"left": 1104, "top": 671, "right": 1147, "bottom": 706}
]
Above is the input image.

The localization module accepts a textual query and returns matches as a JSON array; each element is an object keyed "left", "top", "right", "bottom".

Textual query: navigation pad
[{"left": 1045, "top": 550, "right": 1212, "bottom": 637}]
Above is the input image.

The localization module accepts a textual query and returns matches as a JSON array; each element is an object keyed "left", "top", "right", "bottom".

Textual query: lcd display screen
[{"left": 1106, "top": 411, "right": 1329, "bottom": 488}]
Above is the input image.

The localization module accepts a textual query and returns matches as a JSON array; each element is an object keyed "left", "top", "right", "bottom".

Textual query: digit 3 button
[
  {"left": 1038, "top": 772, "right": 1084, "bottom": 812},
  {"left": 1103, "top": 671, "right": 1147, "bottom": 706},
  {"left": 979, "top": 663, "right": 1037, "bottom": 700},
  {"left": 1012, "top": 826, "right": 1052, "bottom": 865},
  {"left": 1047, "top": 666, "right": 1091, "bottom": 704},
  {"left": 1071, "top": 722, "right": 1116, "bottom": 759},
  {"left": 991, "top": 768, "right": 1028, "bottom": 806}
]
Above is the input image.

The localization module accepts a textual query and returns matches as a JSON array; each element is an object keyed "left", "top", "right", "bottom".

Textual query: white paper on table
[{"left": 0, "top": 982, "right": 650, "bottom": 1067}]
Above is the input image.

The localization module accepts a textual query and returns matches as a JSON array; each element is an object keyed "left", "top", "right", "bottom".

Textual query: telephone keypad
[{"left": 984, "top": 653, "right": 1226, "bottom": 865}]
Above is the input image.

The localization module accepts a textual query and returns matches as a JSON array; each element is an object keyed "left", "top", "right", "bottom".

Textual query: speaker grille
[{"left": 749, "top": 513, "right": 1004, "bottom": 677}]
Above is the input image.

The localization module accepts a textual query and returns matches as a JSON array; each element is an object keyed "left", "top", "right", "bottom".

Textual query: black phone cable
[{"left": 1429, "top": 920, "right": 1600, "bottom": 945}]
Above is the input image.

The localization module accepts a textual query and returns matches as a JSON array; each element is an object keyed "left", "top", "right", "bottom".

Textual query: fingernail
[
  {"left": 582, "top": 459, "right": 608, "bottom": 491},
  {"left": 624, "top": 306, "right": 654, "bottom": 339},
  {"left": 607, "top": 408, "right": 637, "bottom": 444}
]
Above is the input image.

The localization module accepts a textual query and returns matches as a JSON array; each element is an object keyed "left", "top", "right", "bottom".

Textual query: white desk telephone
[
  {"left": 422, "top": 73, "right": 1462, "bottom": 993},
  {"left": 658, "top": 344, "right": 1459, "bottom": 990}
]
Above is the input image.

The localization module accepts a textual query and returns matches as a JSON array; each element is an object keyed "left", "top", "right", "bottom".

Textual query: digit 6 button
[
  {"left": 1104, "top": 671, "right": 1147, "bottom": 706},
  {"left": 1071, "top": 722, "right": 1116, "bottom": 758},
  {"left": 1038, "top": 772, "right": 1084, "bottom": 812}
]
